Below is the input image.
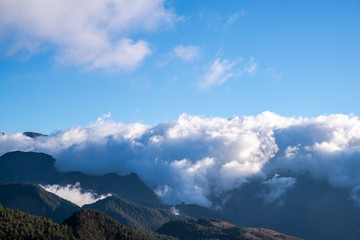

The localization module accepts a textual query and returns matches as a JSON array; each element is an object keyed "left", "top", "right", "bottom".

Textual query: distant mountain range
[
  {"left": 0, "top": 204, "right": 171, "bottom": 240},
  {"left": 1, "top": 132, "right": 359, "bottom": 239},
  {"left": 220, "top": 174, "right": 360, "bottom": 240},
  {"left": 0, "top": 199, "right": 301, "bottom": 240},
  {"left": 0, "top": 151, "right": 303, "bottom": 239},
  {"left": 0, "top": 131, "right": 47, "bottom": 138},
  {"left": 4, "top": 149, "right": 360, "bottom": 239},
  {"left": 0, "top": 151, "right": 222, "bottom": 220},
  {"left": 0, "top": 151, "right": 161, "bottom": 208},
  {"left": 22, "top": 132, "right": 47, "bottom": 138}
]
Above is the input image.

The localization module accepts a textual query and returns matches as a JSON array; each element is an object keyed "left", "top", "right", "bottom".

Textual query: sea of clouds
[{"left": 1, "top": 111, "right": 360, "bottom": 207}]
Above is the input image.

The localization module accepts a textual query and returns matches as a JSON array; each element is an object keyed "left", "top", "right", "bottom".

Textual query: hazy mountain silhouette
[
  {"left": 23, "top": 132, "right": 47, "bottom": 138},
  {"left": 221, "top": 173, "right": 360, "bottom": 240}
]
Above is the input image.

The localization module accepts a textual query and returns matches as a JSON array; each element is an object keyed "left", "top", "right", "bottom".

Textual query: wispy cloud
[
  {"left": 260, "top": 174, "right": 296, "bottom": 205},
  {"left": 173, "top": 45, "right": 199, "bottom": 62},
  {"left": 200, "top": 58, "right": 236, "bottom": 88},
  {"left": 224, "top": 10, "right": 246, "bottom": 29},
  {"left": 244, "top": 57, "right": 257, "bottom": 73},
  {"left": 96, "top": 112, "right": 112, "bottom": 124},
  {"left": 0, "top": 0, "right": 178, "bottom": 71},
  {"left": 41, "top": 182, "right": 112, "bottom": 207},
  {"left": 267, "top": 67, "right": 283, "bottom": 82}
]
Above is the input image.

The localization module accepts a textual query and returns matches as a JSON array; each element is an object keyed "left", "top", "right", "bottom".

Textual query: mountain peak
[{"left": 23, "top": 132, "right": 47, "bottom": 138}]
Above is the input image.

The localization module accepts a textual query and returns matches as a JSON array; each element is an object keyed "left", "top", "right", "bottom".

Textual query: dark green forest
[{"left": 0, "top": 204, "right": 172, "bottom": 240}]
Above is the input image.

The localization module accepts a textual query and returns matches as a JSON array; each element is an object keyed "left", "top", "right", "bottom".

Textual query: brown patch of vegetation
[{"left": 245, "top": 228, "right": 303, "bottom": 240}]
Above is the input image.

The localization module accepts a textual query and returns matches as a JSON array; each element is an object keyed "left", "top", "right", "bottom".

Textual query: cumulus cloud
[
  {"left": 0, "top": 0, "right": 177, "bottom": 70},
  {"left": 284, "top": 145, "right": 300, "bottom": 158},
  {"left": 41, "top": 182, "right": 112, "bottom": 207},
  {"left": 173, "top": 45, "right": 199, "bottom": 61},
  {"left": 1, "top": 112, "right": 360, "bottom": 207},
  {"left": 200, "top": 58, "right": 236, "bottom": 88}
]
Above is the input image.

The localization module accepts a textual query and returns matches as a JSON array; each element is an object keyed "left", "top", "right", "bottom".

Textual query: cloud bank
[
  {"left": 0, "top": 0, "right": 177, "bottom": 70},
  {"left": 41, "top": 182, "right": 112, "bottom": 207},
  {"left": 1, "top": 112, "right": 360, "bottom": 207}
]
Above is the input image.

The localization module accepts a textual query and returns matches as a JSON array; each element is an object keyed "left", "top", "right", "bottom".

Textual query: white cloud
[
  {"left": 200, "top": 58, "right": 236, "bottom": 88},
  {"left": 170, "top": 206, "right": 180, "bottom": 215},
  {"left": 224, "top": 10, "right": 246, "bottom": 28},
  {"left": 2, "top": 112, "right": 360, "bottom": 207},
  {"left": 0, "top": 0, "right": 177, "bottom": 70},
  {"left": 260, "top": 174, "right": 296, "bottom": 204},
  {"left": 96, "top": 112, "right": 112, "bottom": 124},
  {"left": 173, "top": 45, "right": 199, "bottom": 61},
  {"left": 284, "top": 145, "right": 300, "bottom": 158},
  {"left": 41, "top": 182, "right": 112, "bottom": 207}
]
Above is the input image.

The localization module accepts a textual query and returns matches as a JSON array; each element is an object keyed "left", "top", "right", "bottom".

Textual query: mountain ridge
[
  {"left": 0, "top": 151, "right": 161, "bottom": 208},
  {"left": 0, "top": 182, "right": 79, "bottom": 223},
  {"left": 83, "top": 195, "right": 181, "bottom": 231}
]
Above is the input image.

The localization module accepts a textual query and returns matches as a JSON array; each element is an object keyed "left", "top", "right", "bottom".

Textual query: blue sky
[{"left": 0, "top": 0, "right": 359, "bottom": 134}]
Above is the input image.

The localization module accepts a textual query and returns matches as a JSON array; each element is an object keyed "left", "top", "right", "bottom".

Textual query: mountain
[
  {"left": 61, "top": 171, "right": 161, "bottom": 208},
  {"left": 63, "top": 209, "right": 157, "bottom": 240},
  {"left": 1, "top": 199, "right": 302, "bottom": 240},
  {"left": 0, "top": 182, "right": 79, "bottom": 223},
  {"left": 0, "top": 204, "right": 173, "bottom": 240},
  {"left": 0, "top": 151, "right": 161, "bottom": 207},
  {"left": 221, "top": 174, "right": 360, "bottom": 240},
  {"left": 23, "top": 132, "right": 47, "bottom": 138},
  {"left": 0, "top": 151, "right": 330, "bottom": 239},
  {"left": 83, "top": 195, "right": 180, "bottom": 231},
  {"left": 0, "top": 181, "right": 303, "bottom": 240},
  {"left": 174, "top": 203, "right": 223, "bottom": 220},
  {"left": 0, "top": 151, "right": 61, "bottom": 183},
  {"left": 157, "top": 218, "right": 302, "bottom": 240},
  {"left": 0, "top": 151, "right": 235, "bottom": 220},
  {"left": 0, "top": 203, "right": 76, "bottom": 240}
]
